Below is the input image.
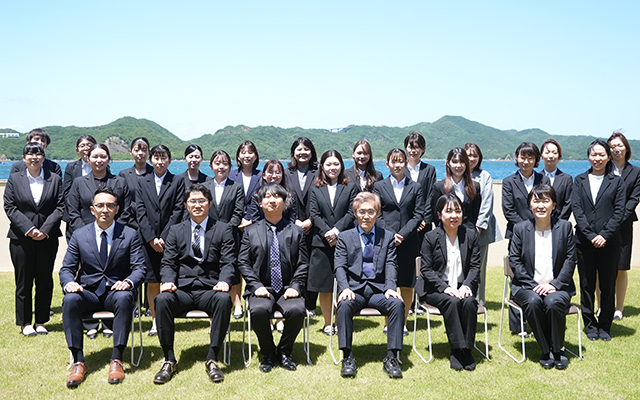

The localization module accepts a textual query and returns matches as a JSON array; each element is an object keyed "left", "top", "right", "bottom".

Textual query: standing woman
[
  {"left": 464, "top": 143, "right": 502, "bottom": 306},
  {"left": 344, "top": 139, "right": 382, "bottom": 192},
  {"left": 228, "top": 140, "right": 262, "bottom": 231},
  {"left": 63, "top": 135, "right": 97, "bottom": 240},
  {"left": 540, "top": 139, "right": 573, "bottom": 220},
  {"left": 4, "top": 143, "right": 64, "bottom": 336},
  {"left": 374, "top": 148, "right": 425, "bottom": 333},
  {"left": 606, "top": 132, "right": 640, "bottom": 321},
  {"left": 118, "top": 137, "right": 154, "bottom": 231},
  {"left": 309, "top": 150, "right": 358, "bottom": 334},
  {"left": 404, "top": 131, "right": 437, "bottom": 234},
  {"left": 572, "top": 140, "right": 625, "bottom": 341},
  {"left": 176, "top": 144, "right": 211, "bottom": 188},
  {"left": 421, "top": 194, "right": 480, "bottom": 371},
  {"left": 248, "top": 160, "right": 297, "bottom": 224}
]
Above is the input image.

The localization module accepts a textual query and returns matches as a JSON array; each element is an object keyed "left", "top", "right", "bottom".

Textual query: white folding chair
[{"left": 174, "top": 310, "right": 232, "bottom": 366}]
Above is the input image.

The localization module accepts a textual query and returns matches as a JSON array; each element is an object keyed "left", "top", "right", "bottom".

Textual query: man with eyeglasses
[
  {"left": 334, "top": 191, "right": 405, "bottom": 378},
  {"left": 60, "top": 187, "right": 146, "bottom": 388},
  {"left": 152, "top": 184, "right": 236, "bottom": 384}
]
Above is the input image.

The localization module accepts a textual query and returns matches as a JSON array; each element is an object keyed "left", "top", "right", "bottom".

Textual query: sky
[{"left": 1, "top": 1, "right": 639, "bottom": 140}]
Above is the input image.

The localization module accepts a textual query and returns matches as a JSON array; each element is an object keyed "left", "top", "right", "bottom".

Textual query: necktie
[
  {"left": 96, "top": 231, "right": 108, "bottom": 297},
  {"left": 362, "top": 232, "right": 375, "bottom": 279},
  {"left": 192, "top": 224, "right": 203, "bottom": 260},
  {"left": 270, "top": 225, "right": 283, "bottom": 293}
]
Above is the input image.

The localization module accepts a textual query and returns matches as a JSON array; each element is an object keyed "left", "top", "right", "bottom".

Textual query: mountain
[{"left": 0, "top": 116, "right": 635, "bottom": 160}]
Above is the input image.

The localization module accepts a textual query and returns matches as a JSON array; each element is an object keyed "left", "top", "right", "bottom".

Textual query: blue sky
[{"left": 1, "top": 1, "right": 638, "bottom": 139}]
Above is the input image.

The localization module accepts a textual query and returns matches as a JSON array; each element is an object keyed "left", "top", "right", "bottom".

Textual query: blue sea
[{"left": 2, "top": 160, "right": 640, "bottom": 181}]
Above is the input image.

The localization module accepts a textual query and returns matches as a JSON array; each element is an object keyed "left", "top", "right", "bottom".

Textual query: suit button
[{"left": 156, "top": 209, "right": 160, "bottom": 213}]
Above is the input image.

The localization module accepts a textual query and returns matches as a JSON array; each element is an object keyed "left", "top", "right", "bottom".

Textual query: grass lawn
[{"left": 1, "top": 266, "right": 639, "bottom": 400}]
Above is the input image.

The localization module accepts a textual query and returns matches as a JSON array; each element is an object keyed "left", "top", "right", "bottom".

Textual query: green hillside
[{"left": 0, "top": 116, "right": 634, "bottom": 161}]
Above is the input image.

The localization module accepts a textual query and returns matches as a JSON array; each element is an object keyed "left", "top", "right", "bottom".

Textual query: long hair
[
  {"left": 463, "top": 142, "right": 483, "bottom": 172},
  {"left": 443, "top": 147, "right": 476, "bottom": 201},
  {"left": 288, "top": 137, "right": 318, "bottom": 169},
  {"left": 587, "top": 139, "right": 614, "bottom": 175},
  {"left": 235, "top": 140, "right": 260, "bottom": 169},
  {"left": 315, "top": 150, "right": 348, "bottom": 187},
  {"left": 608, "top": 130, "right": 631, "bottom": 161},
  {"left": 352, "top": 139, "right": 378, "bottom": 191}
]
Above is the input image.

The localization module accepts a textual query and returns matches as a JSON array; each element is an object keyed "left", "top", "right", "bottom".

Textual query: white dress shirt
[
  {"left": 213, "top": 178, "right": 227, "bottom": 207},
  {"left": 190, "top": 217, "right": 208, "bottom": 259},
  {"left": 534, "top": 229, "right": 554, "bottom": 285},
  {"left": 155, "top": 172, "right": 167, "bottom": 196},
  {"left": 588, "top": 174, "right": 604, "bottom": 204},
  {"left": 242, "top": 173, "right": 252, "bottom": 195},
  {"left": 390, "top": 176, "right": 405, "bottom": 203},
  {"left": 27, "top": 168, "right": 45, "bottom": 206},
  {"left": 451, "top": 178, "right": 465, "bottom": 202},
  {"left": 445, "top": 236, "right": 463, "bottom": 288},
  {"left": 519, "top": 171, "right": 535, "bottom": 193},
  {"left": 544, "top": 169, "right": 557, "bottom": 186},
  {"left": 94, "top": 221, "right": 116, "bottom": 257},
  {"left": 407, "top": 163, "right": 420, "bottom": 182},
  {"left": 81, "top": 160, "right": 92, "bottom": 176}
]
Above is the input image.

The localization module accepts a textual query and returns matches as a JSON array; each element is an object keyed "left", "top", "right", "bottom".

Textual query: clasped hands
[
  {"left": 160, "top": 281, "right": 230, "bottom": 293},
  {"left": 337, "top": 288, "right": 403, "bottom": 302},
  {"left": 65, "top": 280, "right": 131, "bottom": 293},
  {"left": 254, "top": 286, "right": 299, "bottom": 299},
  {"left": 444, "top": 285, "right": 473, "bottom": 299}
]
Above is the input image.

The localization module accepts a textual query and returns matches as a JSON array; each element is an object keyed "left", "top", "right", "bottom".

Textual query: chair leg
[
  {"left": 132, "top": 291, "right": 143, "bottom": 367},
  {"left": 242, "top": 299, "right": 252, "bottom": 368},
  {"left": 329, "top": 279, "right": 341, "bottom": 364},
  {"left": 223, "top": 327, "right": 232, "bottom": 366},
  {"left": 411, "top": 293, "right": 429, "bottom": 363},
  {"left": 565, "top": 307, "right": 584, "bottom": 360},
  {"left": 473, "top": 308, "right": 491, "bottom": 361},
  {"left": 304, "top": 312, "right": 312, "bottom": 365},
  {"left": 498, "top": 276, "right": 526, "bottom": 363}
]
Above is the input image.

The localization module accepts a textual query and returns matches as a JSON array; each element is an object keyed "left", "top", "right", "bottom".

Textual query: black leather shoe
[
  {"left": 598, "top": 329, "right": 612, "bottom": 341},
  {"left": 554, "top": 351, "right": 569, "bottom": 370},
  {"left": 586, "top": 329, "right": 599, "bottom": 341},
  {"left": 382, "top": 356, "right": 402, "bottom": 378},
  {"left": 539, "top": 353, "right": 554, "bottom": 369},
  {"left": 450, "top": 352, "right": 463, "bottom": 371},
  {"left": 86, "top": 329, "right": 98, "bottom": 340},
  {"left": 153, "top": 360, "right": 177, "bottom": 384},
  {"left": 260, "top": 354, "right": 276, "bottom": 373},
  {"left": 205, "top": 360, "right": 224, "bottom": 383},
  {"left": 341, "top": 357, "right": 357, "bottom": 378},
  {"left": 279, "top": 353, "right": 297, "bottom": 371},
  {"left": 462, "top": 349, "right": 476, "bottom": 371}
]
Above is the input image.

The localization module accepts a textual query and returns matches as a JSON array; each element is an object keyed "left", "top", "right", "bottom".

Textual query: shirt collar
[
  {"left": 26, "top": 168, "right": 44, "bottom": 181},
  {"left": 95, "top": 221, "right": 115, "bottom": 237},
  {"left": 406, "top": 163, "right": 420, "bottom": 173},
  {"left": 191, "top": 217, "right": 209, "bottom": 230},
  {"left": 390, "top": 175, "right": 405, "bottom": 187},
  {"left": 451, "top": 178, "right": 465, "bottom": 189},
  {"left": 214, "top": 178, "right": 227, "bottom": 188},
  {"left": 357, "top": 225, "right": 375, "bottom": 237},
  {"left": 518, "top": 171, "right": 535, "bottom": 184},
  {"left": 544, "top": 169, "right": 557, "bottom": 178},
  {"left": 155, "top": 171, "right": 167, "bottom": 181}
]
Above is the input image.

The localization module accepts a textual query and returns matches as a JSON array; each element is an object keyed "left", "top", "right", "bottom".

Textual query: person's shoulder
[
  {"left": 421, "top": 161, "right": 435, "bottom": 172},
  {"left": 513, "top": 218, "right": 534, "bottom": 232}
]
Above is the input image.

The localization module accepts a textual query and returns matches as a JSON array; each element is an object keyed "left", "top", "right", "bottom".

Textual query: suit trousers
[
  {"left": 155, "top": 289, "right": 232, "bottom": 359},
  {"left": 10, "top": 238, "right": 58, "bottom": 326},
  {"left": 248, "top": 291, "right": 306, "bottom": 357},
  {"left": 425, "top": 292, "right": 477, "bottom": 350},
  {"left": 336, "top": 284, "right": 405, "bottom": 352},
  {"left": 513, "top": 289, "right": 571, "bottom": 354},
  {"left": 62, "top": 289, "right": 135, "bottom": 350}
]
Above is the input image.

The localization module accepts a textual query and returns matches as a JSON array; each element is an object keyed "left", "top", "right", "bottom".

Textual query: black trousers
[
  {"left": 513, "top": 289, "right": 571, "bottom": 354},
  {"left": 155, "top": 288, "right": 232, "bottom": 359},
  {"left": 10, "top": 238, "right": 58, "bottom": 326},
  {"left": 425, "top": 292, "right": 477, "bottom": 350},
  {"left": 248, "top": 291, "right": 306, "bottom": 357}
]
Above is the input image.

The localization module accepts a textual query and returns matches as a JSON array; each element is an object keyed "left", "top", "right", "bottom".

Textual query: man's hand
[
  {"left": 283, "top": 288, "right": 299, "bottom": 299},
  {"left": 111, "top": 280, "right": 131, "bottom": 291},
  {"left": 28, "top": 228, "right": 47, "bottom": 241},
  {"left": 533, "top": 283, "right": 557, "bottom": 296},
  {"left": 384, "top": 289, "right": 403, "bottom": 301},
  {"left": 591, "top": 235, "right": 606, "bottom": 248},
  {"left": 458, "top": 285, "right": 473, "bottom": 298},
  {"left": 255, "top": 286, "right": 270, "bottom": 297},
  {"left": 160, "top": 282, "right": 177, "bottom": 293},
  {"left": 338, "top": 288, "right": 355, "bottom": 302},
  {"left": 64, "top": 282, "right": 83, "bottom": 293},
  {"left": 238, "top": 218, "right": 252, "bottom": 232},
  {"left": 213, "top": 281, "right": 230, "bottom": 292},
  {"left": 150, "top": 238, "right": 165, "bottom": 252},
  {"left": 394, "top": 233, "right": 404, "bottom": 246},
  {"left": 417, "top": 220, "right": 427, "bottom": 232}
]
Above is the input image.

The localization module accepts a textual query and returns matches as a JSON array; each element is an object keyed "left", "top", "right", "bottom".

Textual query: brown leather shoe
[
  {"left": 205, "top": 360, "right": 224, "bottom": 383},
  {"left": 108, "top": 359, "right": 125, "bottom": 384},
  {"left": 66, "top": 362, "right": 86, "bottom": 388}
]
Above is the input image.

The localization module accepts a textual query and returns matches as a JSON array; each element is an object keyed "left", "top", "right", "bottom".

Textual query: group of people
[{"left": 4, "top": 127, "right": 638, "bottom": 387}]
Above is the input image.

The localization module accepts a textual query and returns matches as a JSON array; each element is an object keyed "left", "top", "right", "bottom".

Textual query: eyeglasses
[
  {"left": 92, "top": 202, "right": 117, "bottom": 210},
  {"left": 187, "top": 199, "right": 209, "bottom": 205},
  {"left": 356, "top": 209, "right": 377, "bottom": 216},
  {"left": 264, "top": 171, "right": 283, "bottom": 176},
  {"left": 77, "top": 143, "right": 93, "bottom": 149}
]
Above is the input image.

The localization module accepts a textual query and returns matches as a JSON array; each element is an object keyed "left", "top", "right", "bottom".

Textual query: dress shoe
[
  {"left": 86, "top": 329, "right": 98, "bottom": 339},
  {"left": 148, "top": 328, "right": 158, "bottom": 337},
  {"left": 382, "top": 356, "right": 403, "bottom": 379},
  {"left": 34, "top": 324, "right": 48, "bottom": 335},
  {"left": 539, "top": 353, "right": 555, "bottom": 369},
  {"left": 279, "top": 353, "right": 297, "bottom": 371},
  {"left": 382, "top": 326, "right": 388, "bottom": 335},
  {"left": 205, "top": 360, "right": 224, "bottom": 383},
  {"left": 153, "top": 360, "right": 177, "bottom": 384},
  {"left": 108, "top": 359, "right": 125, "bottom": 384},
  {"left": 66, "top": 362, "right": 86, "bottom": 388},
  {"left": 450, "top": 351, "right": 464, "bottom": 371},
  {"left": 22, "top": 325, "right": 36, "bottom": 337},
  {"left": 598, "top": 329, "right": 612, "bottom": 341},
  {"left": 554, "top": 351, "right": 569, "bottom": 370},
  {"left": 462, "top": 349, "right": 476, "bottom": 371},
  {"left": 233, "top": 305, "right": 244, "bottom": 319},
  {"left": 586, "top": 330, "right": 599, "bottom": 341},
  {"left": 323, "top": 325, "right": 336, "bottom": 336},
  {"left": 341, "top": 357, "right": 357, "bottom": 378},
  {"left": 403, "top": 327, "right": 409, "bottom": 337},
  {"left": 103, "top": 328, "right": 113, "bottom": 339},
  {"left": 307, "top": 309, "right": 317, "bottom": 318},
  {"left": 614, "top": 310, "right": 623, "bottom": 321},
  {"left": 260, "top": 354, "right": 277, "bottom": 373}
]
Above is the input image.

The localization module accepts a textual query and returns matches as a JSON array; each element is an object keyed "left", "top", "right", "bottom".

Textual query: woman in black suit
[
  {"left": 4, "top": 143, "right": 64, "bottom": 336},
  {"left": 510, "top": 184, "right": 576, "bottom": 370},
  {"left": 62, "top": 135, "right": 97, "bottom": 240},
  {"left": 118, "top": 137, "right": 153, "bottom": 231},
  {"left": 344, "top": 139, "right": 383, "bottom": 192},
  {"left": 374, "top": 148, "right": 425, "bottom": 333},
  {"left": 176, "top": 144, "right": 211, "bottom": 188},
  {"left": 308, "top": 150, "right": 358, "bottom": 334},
  {"left": 430, "top": 148, "right": 481, "bottom": 231},
  {"left": 572, "top": 140, "right": 625, "bottom": 341},
  {"left": 228, "top": 140, "right": 262, "bottom": 231},
  {"left": 404, "top": 131, "right": 437, "bottom": 233},
  {"left": 421, "top": 193, "right": 480, "bottom": 371},
  {"left": 540, "top": 139, "right": 573, "bottom": 220}
]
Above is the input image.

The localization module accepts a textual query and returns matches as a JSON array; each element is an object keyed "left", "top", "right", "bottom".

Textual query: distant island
[{"left": 0, "top": 116, "right": 633, "bottom": 161}]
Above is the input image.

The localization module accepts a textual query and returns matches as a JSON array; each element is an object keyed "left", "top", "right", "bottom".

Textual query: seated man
[
  {"left": 60, "top": 187, "right": 146, "bottom": 388},
  {"left": 238, "top": 183, "right": 308, "bottom": 373},
  {"left": 153, "top": 184, "right": 235, "bottom": 384},
  {"left": 334, "top": 192, "right": 405, "bottom": 378}
]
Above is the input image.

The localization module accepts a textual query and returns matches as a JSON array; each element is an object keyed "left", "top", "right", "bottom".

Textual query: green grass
[{"left": 1, "top": 267, "right": 639, "bottom": 399}]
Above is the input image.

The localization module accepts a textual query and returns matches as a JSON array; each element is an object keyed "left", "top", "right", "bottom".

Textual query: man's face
[
  {"left": 29, "top": 136, "right": 48, "bottom": 149},
  {"left": 185, "top": 191, "right": 211, "bottom": 220},
  {"left": 260, "top": 191, "right": 285, "bottom": 216},
  {"left": 355, "top": 200, "right": 379, "bottom": 232},
  {"left": 90, "top": 192, "right": 119, "bottom": 225}
]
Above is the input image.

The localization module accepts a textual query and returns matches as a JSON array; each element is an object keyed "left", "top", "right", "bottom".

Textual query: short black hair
[
  {"left": 130, "top": 137, "right": 150, "bottom": 151},
  {"left": 435, "top": 193, "right": 464, "bottom": 218},
  {"left": 183, "top": 183, "right": 212, "bottom": 203},
  {"left": 404, "top": 130, "right": 426, "bottom": 155},
  {"left": 150, "top": 144, "right": 172, "bottom": 160},
  {"left": 184, "top": 144, "right": 203, "bottom": 158},
  {"left": 527, "top": 184, "right": 557, "bottom": 206},
  {"left": 587, "top": 139, "right": 614, "bottom": 175},
  {"left": 26, "top": 128, "right": 51, "bottom": 145},
  {"left": 92, "top": 186, "right": 119, "bottom": 204},
  {"left": 255, "top": 183, "right": 289, "bottom": 204},
  {"left": 514, "top": 142, "right": 541, "bottom": 168},
  {"left": 23, "top": 142, "right": 45, "bottom": 157},
  {"left": 235, "top": 140, "right": 260, "bottom": 169},
  {"left": 76, "top": 135, "right": 97, "bottom": 148}
]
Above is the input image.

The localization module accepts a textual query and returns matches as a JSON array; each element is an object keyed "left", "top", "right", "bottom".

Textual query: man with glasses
[
  {"left": 60, "top": 187, "right": 146, "bottom": 388},
  {"left": 152, "top": 184, "right": 236, "bottom": 384},
  {"left": 334, "top": 192, "right": 405, "bottom": 378}
]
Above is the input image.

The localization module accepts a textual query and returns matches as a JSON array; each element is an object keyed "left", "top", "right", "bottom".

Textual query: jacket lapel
[
  {"left": 373, "top": 227, "right": 384, "bottom": 275},
  {"left": 595, "top": 175, "right": 613, "bottom": 205},
  {"left": 106, "top": 223, "right": 123, "bottom": 268},
  {"left": 202, "top": 218, "right": 215, "bottom": 259}
]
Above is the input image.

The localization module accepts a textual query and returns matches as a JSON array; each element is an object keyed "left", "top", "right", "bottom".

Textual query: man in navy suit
[
  {"left": 60, "top": 187, "right": 146, "bottom": 388},
  {"left": 334, "top": 192, "right": 404, "bottom": 379}
]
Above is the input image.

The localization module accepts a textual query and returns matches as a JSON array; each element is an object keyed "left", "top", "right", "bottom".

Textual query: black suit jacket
[
  {"left": 509, "top": 218, "right": 576, "bottom": 297},
  {"left": 203, "top": 179, "right": 244, "bottom": 227},
  {"left": 136, "top": 172, "right": 185, "bottom": 243},
  {"left": 176, "top": 170, "right": 212, "bottom": 188},
  {"left": 10, "top": 158, "right": 62, "bottom": 178},
  {"left": 571, "top": 171, "right": 625, "bottom": 246},
  {"left": 406, "top": 161, "right": 437, "bottom": 227},
  {"left": 4, "top": 168, "right": 64, "bottom": 240},
  {"left": 344, "top": 165, "right": 383, "bottom": 192},
  {"left": 118, "top": 164, "right": 154, "bottom": 230},
  {"left": 502, "top": 171, "right": 550, "bottom": 239},
  {"left": 430, "top": 180, "right": 482, "bottom": 230},
  {"left": 160, "top": 218, "right": 236, "bottom": 288},
  {"left": 334, "top": 226, "right": 398, "bottom": 294},
  {"left": 420, "top": 226, "right": 480, "bottom": 295},
  {"left": 618, "top": 162, "right": 640, "bottom": 223},
  {"left": 62, "top": 159, "right": 85, "bottom": 222},
  {"left": 284, "top": 167, "right": 318, "bottom": 221},
  {"left": 67, "top": 173, "right": 132, "bottom": 232},
  {"left": 228, "top": 168, "right": 262, "bottom": 220},
  {"left": 373, "top": 176, "right": 425, "bottom": 246},
  {"left": 238, "top": 219, "right": 309, "bottom": 296},
  {"left": 308, "top": 183, "right": 358, "bottom": 247},
  {"left": 59, "top": 222, "right": 147, "bottom": 290},
  {"left": 549, "top": 169, "right": 573, "bottom": 220}
]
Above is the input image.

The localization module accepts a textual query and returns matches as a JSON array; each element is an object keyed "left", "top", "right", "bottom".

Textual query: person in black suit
[
  {"left": 510, "top": 184, "right": 577, "bottom": 370},
  {"left": 540, "top": 139, "right": 573, "bottom": 220},
  {"left": 4, "top": 143, "right": 64, "bottom": 336},
  {"left": 572, "top": 140, "right": 625, "bottom": 341},
  {"left": 237, "top": 183, "right": 308, "bottom": 373},
  {"left": 63, "top": 135, "right": 97, "bottom": 241},
  {"left": 502, "top": 142, "right": 550, "bottom": 334},
  {"left": 136, "top": 145, "right": 186, "bottom": 336},
  {"left": 228, "top": 140, "right": 262, "bottom": 230},
  {"left": 373, "top": 148, "right": 424, "bottom": 333},
  {"left": 9, "top": 129, "right": 62, "bottom": 177},
  {"left": 248, "top": 160, "right": 297, "bottom": 224},
  {"left": 60, "top": 187, "right": 146, "bottom": 387},
  {"left": 404, "top": 131, "right": 436, "bottom": 234},
  {"left": 606, "top": 132, "right": 640, "bottom": 320},
  {"left": 176, "top": 144, "right": 211, "bottom": 188},
  {"left": 118, "top": 137, "right": 154, "bottom": 232},
  {"left": 334, "top": 191, "right": 404, "bottom": 379},
  {"left": 308, "top": 150, "right": 357, "bottom": 334},
  {"left": 421, "top": 193, "right": 480, "bottom": 371},
  {"left": 344, "top": 139, "right": 383, "bottom": 192},
  {"left": 153, "top": 184, "right": 236, "bottom": 384}
]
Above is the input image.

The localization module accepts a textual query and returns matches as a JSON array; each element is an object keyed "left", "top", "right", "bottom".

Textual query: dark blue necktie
[
  {"left": 270, "top": 225, "right": 283, "bottom": 293},
  {"left": 96, "top": 231, "right": 108, "bottom": 297},
  {"left": 362, "top": 232, "right": 375, "bottom": 279}
]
